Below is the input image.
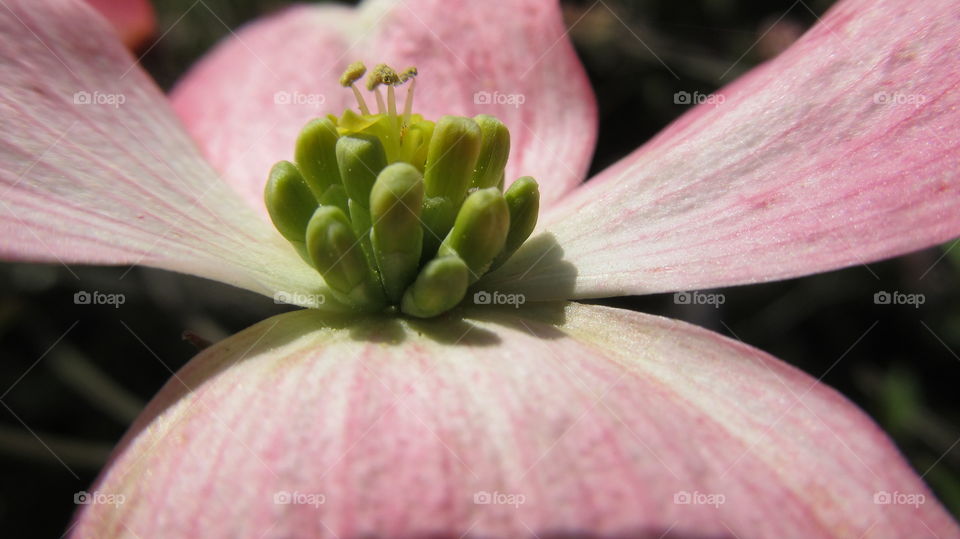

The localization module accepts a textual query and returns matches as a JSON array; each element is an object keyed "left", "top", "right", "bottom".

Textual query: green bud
[
  {"left": 336, "top": 134, "right": 388, "bottom": 209},
  {"left": 347, "top": 199, "right": 380, "bottom": 283},
  {"left": 305, "top": 206, "right": 383, "bottom": 309},
  {"left": 401, "top": 256, "right": 468, "bottom": 318},
  {"left": 493, "top": 176, "right": 540, "bottom": 268},
  {"left": 438, "top": 188, "right": 510, "bottom": 283},
  {"left": 264, "top": 161, "right": 318, "bottom": 243},
  {"left": 370, "top": 163, "right": 425, "bottom": 302},
  {"left": 420, "top": 195, "right": 455, "bottom": 260},
  {"left": 470, "top": 115, "right": 511, "bottom": 190},
  {"left": 423, "top": 115, "right": 481, "bottom": 204},
  {"left": 295, "top": 118, "right": 342, "bottom": 199},
  {"left": 318, "top": 184, "right": 349, "bottom": 214}
]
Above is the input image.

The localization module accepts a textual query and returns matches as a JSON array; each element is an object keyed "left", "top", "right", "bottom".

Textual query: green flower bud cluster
[{"left": 264, "top": 64, "right": 539, "bottom": 317}]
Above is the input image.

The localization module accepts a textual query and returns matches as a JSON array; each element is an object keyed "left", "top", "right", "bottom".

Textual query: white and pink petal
[
  {"left": 486, "top": 0, "right": 960, "bottom": 300},
  {"left": 72, "top": 303, "right": 957, "bottom": 537},
  {"left": 0, "top": 0, "right": 330, "bottom": 307}
]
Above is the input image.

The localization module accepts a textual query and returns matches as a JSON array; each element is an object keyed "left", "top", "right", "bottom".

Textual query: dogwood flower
[{"left": 1, "top": 0, "right": 959, "bottom": 537}]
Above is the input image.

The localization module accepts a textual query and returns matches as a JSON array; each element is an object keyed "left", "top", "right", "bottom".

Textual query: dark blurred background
[{"left": 2, "top": 0, "right": 957, "bottom": 536}]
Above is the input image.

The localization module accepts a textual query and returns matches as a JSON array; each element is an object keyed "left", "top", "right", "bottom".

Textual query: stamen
[
  {"left": 379, "top": 65, "right": 401, "bottom": 118},
  {"left": 339, "top": 61, "right": 370, "bottom": 115},
  {"left": 365, "top": 70, "right": 384, "bottom": 114},
  {"left": 400, "top": 67, "right": 418, "bottom": 122}
]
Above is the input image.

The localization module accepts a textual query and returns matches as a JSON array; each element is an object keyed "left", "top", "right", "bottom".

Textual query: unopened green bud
[
  {"left": 401, "top": 256, "right": 468, "bottom": 318},
  {"left": 347, "top": 199, "right": 379, "bottom": 279},
  {"left": 421, "top": 116, "right": 482, "bottom": 252},
  {"left": 494, "top": 176, "right": 540, "bottom": 268},
  {"left": 336, "top": 134, "right": 388, "bottom": 209},
  {"left": 470, "top": 115, "right": 511, "bottom": 190},
  {"left": 318, "top": 184, "right": 349, "bottom": 214},
  {"left": 438, "top": 188, "right": 510, "bottom": 282},
  {"left": 420, "top": 195, "right": 455, "bottom": 260},
  {"left": 305, "top": 206, "right": 383, "bottom": 309},
  {"left": 295, "top": 118, "right": 342, "bottom": 199},
  {"left": 264, "top": 161, "right": 318, "bottom": 243},
  {"left": 423, "top": 115, "right": 481, "bottom": 204},
  {"left": 370, "top": 163, "right": 424, "bottom": 302}
]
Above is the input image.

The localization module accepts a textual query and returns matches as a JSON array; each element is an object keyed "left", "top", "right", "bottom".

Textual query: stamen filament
[
  {"left": 340, "top": 61, "right": 371, "bottom": 116},
  {"left": 403, "top": 78, "right": 416, "bottom": 122},
  {"left": 374, "top": 87, "right": 385, "bottom": 115},
  {"left": 351, "top": 85, "right": 370, "bottom": 115},
  {"left": 387, "top": 85, "right": 397, "bottom": 118}
]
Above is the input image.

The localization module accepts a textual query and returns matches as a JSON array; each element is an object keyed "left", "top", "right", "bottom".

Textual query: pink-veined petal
[
  {"left": 72, "top": 303, "right": 956, "bottom": 537},
  {"left": 484, "top": 0, "right": 960, "bottom": 301},
  {"left": 170, "top": 0, "right": 596, "bottom": 217},
  {"left": 84, "top": 0, "right": 156, "bottom": 49},
  {"left": 0, "top": 0, "right": 331, "bottom": 307}
]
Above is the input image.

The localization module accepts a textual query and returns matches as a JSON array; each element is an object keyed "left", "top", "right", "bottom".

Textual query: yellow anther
[
  {"left": 367, "top": 63, "right": 401, "bottom": 90},
  {"left": 399, "top": 67, "right": 418, "bottom": 83},
  {"left": 339, "top": 61, "right": 367, "bottom": 87}
]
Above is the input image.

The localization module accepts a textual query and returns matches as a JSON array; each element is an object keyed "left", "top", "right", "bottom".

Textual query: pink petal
[
  {"left": 84, "top": 0, "right": 156, "bottom": 49},
  {"left": 170, "top": 0, "right": 596, "bottom": 217},
  {"left": 485, "top": 0, "right": 960, "bottom": 301},
  {"left": 72, "top": 304, "right": 956, "bottom": 537},
  {"left": 0, "top": 0, "right": 328, "bottom": 305}
]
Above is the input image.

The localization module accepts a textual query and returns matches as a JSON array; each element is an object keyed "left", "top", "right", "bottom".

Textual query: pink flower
[
  {"left": 1, "top": 0, "right": 958, "bottom": 536},
  {"left": 83, "top": 0, "right": 155, "bottom": 49}
]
